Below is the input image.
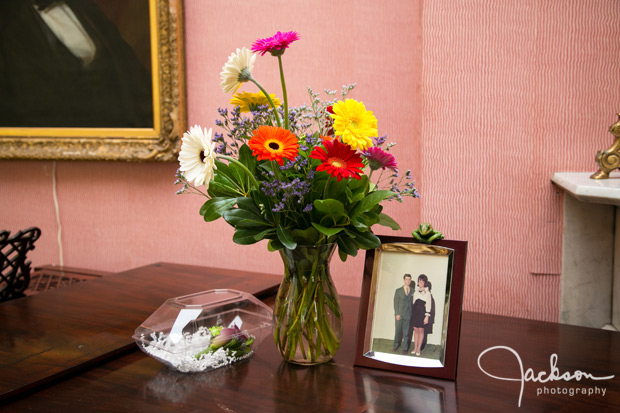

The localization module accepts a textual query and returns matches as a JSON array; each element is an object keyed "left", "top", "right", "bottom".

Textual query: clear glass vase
[{"left": 273, "top": 243, "right": 343, "bottom": 365}]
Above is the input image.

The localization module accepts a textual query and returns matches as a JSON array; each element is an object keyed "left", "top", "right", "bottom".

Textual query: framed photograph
[
  {"left": 0, "top": 0, "right": 186, "bottom": 161},
  {"left": 354, "top": 235, "right": 467, "bottom": 380}
]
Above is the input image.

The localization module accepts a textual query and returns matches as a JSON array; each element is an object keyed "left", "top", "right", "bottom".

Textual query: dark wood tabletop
[
  {"left": 1, "top": 263, "right": 619, "bottom": 412},
  {"left": 0, "top": 263, "right": 281, "bottom": 402}
]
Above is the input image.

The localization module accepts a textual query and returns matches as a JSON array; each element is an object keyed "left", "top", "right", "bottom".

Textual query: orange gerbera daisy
[
  {"left": 309, "top": 139, "right": 365, "bottom": 182},
  {"left": 320, "top": 135, "right": 339, "bottom": 143},
  {"left": 248, "top": 126, "right": 299, "bottom": 165}
]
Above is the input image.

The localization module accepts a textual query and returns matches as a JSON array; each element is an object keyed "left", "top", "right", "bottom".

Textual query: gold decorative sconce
[{"left": 591, "top": 114, "right": 620, "bottom": 179}]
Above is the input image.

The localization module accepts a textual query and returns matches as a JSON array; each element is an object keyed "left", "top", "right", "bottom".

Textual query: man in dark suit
[
  {"left": 0, "top": 0, "right": 153, "bottom": 128},
  {"left": 393, "top": 273, "right": 413, "bottom": 354}
]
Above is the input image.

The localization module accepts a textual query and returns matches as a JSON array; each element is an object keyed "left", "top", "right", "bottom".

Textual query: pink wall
[{"left": 1, "top": 1, "right": 619, "bottom": 322}]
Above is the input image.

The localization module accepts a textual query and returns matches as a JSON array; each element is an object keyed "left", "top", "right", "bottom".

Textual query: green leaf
[
  {"left": 337, "top": 236, "right": 358, "bottom": 257},
  {"left": 276, "top": 225, "right": 297, "bottom": 250},
  {"left": 214, "top": 159, "right": 250, "bottom": 193},
  {"left": 223, "top": 208, "right": 269, "bottom": 227},
  {"left": 199, "top": 197, "right": 238, "bottom": 222},
  {"left": 360, "top": 211, "right": 381, "bottom": 227},
  {"left": 345, "top": 186, "right": 354, "bottom": 203},
  {"left": 377, "top": 213, "right": 401, "bottom": 230},
  {"left": 351, "top": 216, "right": 369, "bottom": 231},
  {"left": 213, "top": 160, "right": 235, "bottom": 180},
  {"left": 254, "top": 228, "right": 276, "bottom": 241},
  {"left": 236, "top": 197, "right": 261, "bottom": 215},
  {"left": 347, "top": 174, "right": 368, "bottom": 191},
  {"left": 207, "top": 180, "right": 239, "bottom": 198},
  {"left": 238, "top": 144, "right": 257, "bottom": 174},
  {"left": 232, "top": 228, "right": 264, "bottom": 245},
  {"left": 324, "top": 178, "right": 348, "bottom": 203},
  {"left": 349, "top": 230, "right": 381, "bottom": 249},
  {"left": 268, "top": 239, "right": 284, "bottom": 251},
  {"left": 350, "top": 191, "right": 365, "bottom": 204},
  {"left": 350, "top": 190, "right": 394, "bottom": 217},
  {"left": 319, "top": 212, "right": 350, "bottom": 227},
  {"left": 292, "top": 227, "right": 320, "bottom": 245},
  {"left": 313, "top": 199, "right": 345, "bottom": 215},
  {"left": 312, "top": 222, "right": 343, "bottom": 238},
  {"left": 227, "top": 162, "right": 246, "bottom": 185}
]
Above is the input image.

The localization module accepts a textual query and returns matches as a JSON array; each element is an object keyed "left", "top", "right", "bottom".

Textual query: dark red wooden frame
[{"left": 354, "top": 236, "right": 468, "bottom": 380}]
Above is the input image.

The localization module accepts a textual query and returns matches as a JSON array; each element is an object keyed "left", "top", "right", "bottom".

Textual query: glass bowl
[{"left": 133, "top": 289, "right": 273, "bottom": 373}]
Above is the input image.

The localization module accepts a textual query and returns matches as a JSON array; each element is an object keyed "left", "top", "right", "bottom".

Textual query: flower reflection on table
[{"left": 143, "top": 361, "right": 250, "bottom": 404}]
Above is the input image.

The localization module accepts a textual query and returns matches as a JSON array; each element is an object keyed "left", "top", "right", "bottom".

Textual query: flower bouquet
[{"left": 176, "top": 31, "right": 418, "bottom": 365}]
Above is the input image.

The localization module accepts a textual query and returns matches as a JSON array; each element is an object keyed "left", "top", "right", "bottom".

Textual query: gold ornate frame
[{"left": 0, "top": 0, "right": 186, "bottom": 162}]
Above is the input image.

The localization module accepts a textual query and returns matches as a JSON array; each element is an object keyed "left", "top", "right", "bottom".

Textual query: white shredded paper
[{"left": 139, "top": 326, "right": 254, "bottom": 373}]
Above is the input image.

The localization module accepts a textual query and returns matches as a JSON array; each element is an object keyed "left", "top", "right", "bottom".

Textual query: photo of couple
[
  {"left": 363, "top": 244, "right": 452, "bottom": 368},
  {"left": 393, "top": 273, "right": 435, "bottom": 357}
]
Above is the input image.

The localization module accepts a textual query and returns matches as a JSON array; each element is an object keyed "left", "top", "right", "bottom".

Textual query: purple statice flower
[
  {"left": 364, "top": 146, "right": 398, "bottom": 171},
  {"left": 373, "top": 135, "right": 387, "bottom": 146},
  {"left": 261, "top": 175, "right": 312, "bottom": 213}
]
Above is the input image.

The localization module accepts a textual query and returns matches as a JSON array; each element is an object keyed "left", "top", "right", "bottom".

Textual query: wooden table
[
  {"left": 1, "top": 264, "right": 619, "bottom": 412},
  {"left": 0, "top": 263, "right": 281, "bottom": 402}
]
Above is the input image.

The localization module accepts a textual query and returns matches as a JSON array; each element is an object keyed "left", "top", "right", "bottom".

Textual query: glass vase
[{"left": 273, "top": 243, "right": 343, "bottom": 365}]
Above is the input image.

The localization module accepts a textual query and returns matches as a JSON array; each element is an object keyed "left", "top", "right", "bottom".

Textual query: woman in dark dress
[{"left": 410, "top": 274, "right": 432, "bottom": 356}]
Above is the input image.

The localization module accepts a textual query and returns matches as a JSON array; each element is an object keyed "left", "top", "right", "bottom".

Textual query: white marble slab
[{"left": 552, "top": 171, "right": 620, "bottom": 206}]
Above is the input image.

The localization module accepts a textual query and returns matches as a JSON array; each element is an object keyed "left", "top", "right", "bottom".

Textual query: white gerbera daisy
[
  {"left": 220, "top": 47, "right": 256, "bottom": 94},
  {"left": 178, "top": 125, "right": 217, "bottom": 189}
]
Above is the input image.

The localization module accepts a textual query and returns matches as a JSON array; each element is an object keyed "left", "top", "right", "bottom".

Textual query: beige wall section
[
  {"left": 559, "top": 195, "right": 614, "bottom": 327},
  {"left": 2, "top": 1, "right": 620, "bottom": 323}
]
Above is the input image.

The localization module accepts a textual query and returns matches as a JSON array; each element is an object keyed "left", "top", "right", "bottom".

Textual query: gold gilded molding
[
  {"left": 591, "top": 114, "right": 620, "bottom": 179},
  {"left": 0, "top": 0, "right": 186, "bottom": 162},
  {"left": 380, "top": 243, "right": 453, "bottom": 256}
]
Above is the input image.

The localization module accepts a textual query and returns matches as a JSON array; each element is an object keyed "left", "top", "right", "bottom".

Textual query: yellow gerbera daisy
[
  {"left": 330, "top": 99, "right": 378, "bottom": 151},
  {"left": 230, "top": 91, "right": 281, "bottom": 113}
]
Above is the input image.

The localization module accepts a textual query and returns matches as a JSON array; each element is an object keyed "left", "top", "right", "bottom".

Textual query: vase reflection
[{"left": 273, "top": 361, "right": 344, "bottom": 412}]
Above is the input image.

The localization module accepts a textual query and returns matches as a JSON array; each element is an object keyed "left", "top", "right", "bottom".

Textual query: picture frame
[
  {"left": 0, "top": 0, "right": 186, "bottom": 162},
  {"left": 354, "top": 235, "right": 467, "bottom": 380}
]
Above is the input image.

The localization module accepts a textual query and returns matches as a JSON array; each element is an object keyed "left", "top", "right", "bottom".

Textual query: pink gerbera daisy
[
  {"left": 364, "top": 147, "right": 398, "bottom": 171},
  {"left": 251, "top": 31, "right": 300, "bottom": 56}
]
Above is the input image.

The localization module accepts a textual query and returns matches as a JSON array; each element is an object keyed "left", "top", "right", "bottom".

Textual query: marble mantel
[
  {"left": 552, "top": 172, "right": 620, "bottom": 206},
  {"left": 552, "top": 171, "right": 619, "bottom": 330}
]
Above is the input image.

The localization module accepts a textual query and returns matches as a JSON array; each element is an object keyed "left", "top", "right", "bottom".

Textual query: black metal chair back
[{"left": 0, "top": 227, "right": 41, "bottom": 302}]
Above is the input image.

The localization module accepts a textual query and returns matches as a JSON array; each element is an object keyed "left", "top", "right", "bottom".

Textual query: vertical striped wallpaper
[
  {"left": 1, "top": 1, "right": 619, "bottom": 324},
  {"left": 421, "top": 0, "right": 620, "bottom": 321}
]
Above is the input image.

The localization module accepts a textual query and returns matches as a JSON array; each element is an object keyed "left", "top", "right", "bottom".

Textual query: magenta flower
[
  {"left": 251, "top": 31, "right": 300, "bottom": 56},
  {"left": 364, "top": 147, "right": 398, "bottom": 171}
]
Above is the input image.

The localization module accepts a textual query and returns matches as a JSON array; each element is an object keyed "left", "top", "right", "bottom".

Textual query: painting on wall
[{"left": 0, "top": 0, "right": 186, "bottom": 161}]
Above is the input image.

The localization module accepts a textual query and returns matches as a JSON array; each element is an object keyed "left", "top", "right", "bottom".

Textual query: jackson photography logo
[{"left": 477, "top": 346, "right": 615, "bottom": 408}]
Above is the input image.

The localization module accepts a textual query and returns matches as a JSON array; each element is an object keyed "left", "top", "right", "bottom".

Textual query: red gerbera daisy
[
  {"left": 248, "top": 126, "right": 299, "bottom": 165},
  {"left": 309, "top": 140, "right": 365, "bottom": 182},
  {"left": 251, "top": 31, "right": 300, "bottom": 57}
]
